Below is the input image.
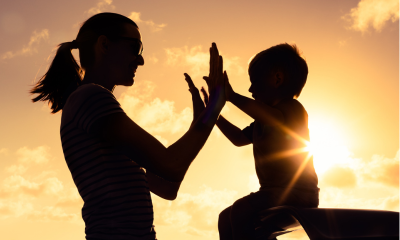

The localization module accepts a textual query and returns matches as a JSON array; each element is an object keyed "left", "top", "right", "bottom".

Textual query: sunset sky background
[{"left": 0, "top": 0, "right": 398, "bottom": 239}]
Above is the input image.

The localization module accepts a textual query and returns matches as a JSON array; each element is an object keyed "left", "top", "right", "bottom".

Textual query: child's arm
[
  {"left": 224, "top": 73, "right": 285, "bottom": 126},
  {"left": 216, "top": 115, "right": 252, "bottom": 146},
  {"left": 201, "top": 88, "right": 251, "bottom": 146}
]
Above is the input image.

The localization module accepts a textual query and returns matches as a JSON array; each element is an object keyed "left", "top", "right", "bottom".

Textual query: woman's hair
[
  {"left": 248, "top": 43, "right": 308, "bottom": 99},
  {"left": 31, "top": 12, "right": 138, "bottom": 113}
]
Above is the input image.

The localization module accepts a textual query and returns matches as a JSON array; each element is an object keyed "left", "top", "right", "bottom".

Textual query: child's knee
[
  {"left": 219, "top": 206, "right": 231, "bottom": 222},
  {"left": 231, "top": 197, "right": 255, "bottom": 218}
]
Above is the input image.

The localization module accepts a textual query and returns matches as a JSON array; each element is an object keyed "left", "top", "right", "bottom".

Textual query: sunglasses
[{"left": 111, "top": 36, "right": 143, "bottom": 56}]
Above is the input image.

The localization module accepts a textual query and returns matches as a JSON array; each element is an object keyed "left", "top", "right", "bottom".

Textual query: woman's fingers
[
  {"left": 185, "top": 73, "right": 201, "bottom": 94},
  {"left": 184, "top": 73, "right": 196, "bottom": 89}
]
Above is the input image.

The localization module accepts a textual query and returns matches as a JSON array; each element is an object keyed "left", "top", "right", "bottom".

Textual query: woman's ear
[{"left": 95, "top": 35, "right": 110, "bottom": 55}]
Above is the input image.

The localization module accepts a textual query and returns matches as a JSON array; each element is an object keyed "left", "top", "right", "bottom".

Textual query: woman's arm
[
  {"left": 147, "top": 171, "right": 181, "bottom": 200},
  {"left": 89, "top": 43, "right": 226, "bottom": 184}
]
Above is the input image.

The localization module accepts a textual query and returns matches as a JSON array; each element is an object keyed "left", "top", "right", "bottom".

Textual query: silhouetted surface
[{"left": 256, "top": 206, "right": 399, "bottom": 240}]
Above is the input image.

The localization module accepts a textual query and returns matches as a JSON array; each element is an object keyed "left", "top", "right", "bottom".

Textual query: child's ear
[{"left": 273, "top": 70, "right": 284, "bottom": 87}]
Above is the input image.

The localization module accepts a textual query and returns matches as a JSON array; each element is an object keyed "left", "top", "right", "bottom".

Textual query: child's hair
[
  {"left": 248, "top": 43, "right": 308, "bottom": 99},
  {"left": 30, "top": 12, "right": 138, "bottom": 113}
]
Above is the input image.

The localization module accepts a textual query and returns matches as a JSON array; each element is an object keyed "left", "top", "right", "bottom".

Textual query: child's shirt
[{"left": 242, "top": 99, "right": 318, "bottom": 191}]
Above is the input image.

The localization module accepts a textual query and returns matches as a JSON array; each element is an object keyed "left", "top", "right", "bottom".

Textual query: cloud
[
  {"left": 343, "top": 0, "right": 399, "bottom": 33},
  {"left": 165, "top": 45, "right": 245, "bottom": 78},
  {"left": 55, "top": 187, "right": 83, "bottom": 209},
  {"left": 322, "top": 165, "right": 357, "bottom": 188},
  {"left": 86, "top": 0, "right": 115, "bottom": 15},
  {"left": 358, "top": 151, "right": 399, "bottom": 187},
  {"left": 27, "top": 206, "right": 80, "bottom": 222},
  {"left": 6, "top": 164, "right": 28, "bottom": 175},
  {"left": 152, "top": 185, "right": 237, "bottom": 237},
  {"left": 128, "top": 12, "right": 167, "bottom": 32},
  {"left": 1, "top": 175, "right": 63, "bottom": 197},
  {"left": 0, "top": 200, "right": 33, "bottom": 219},
  {"left": 1, "top": 29, "right": 49, "bottom": 59},
  {"left": 118, "top": 81, "right": 193, "bottom": 144},
  {"left": 383, "top": 195, "right": 399, "bottom": 211},
  {"left": 0, "top": 146, "right": 83, "bottom": 224},
  {"left": 16, "top": 146, "right": 51, "bottom": 164}
]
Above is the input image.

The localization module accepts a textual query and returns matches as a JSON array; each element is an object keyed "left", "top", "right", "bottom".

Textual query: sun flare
[{"left": 307, "top": 118, "right": 352, "bottom": 174}]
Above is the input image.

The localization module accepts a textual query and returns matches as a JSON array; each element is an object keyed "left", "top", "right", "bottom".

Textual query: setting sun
[{"left": 307, "top": 118, "right": 352, "bottom": 174}]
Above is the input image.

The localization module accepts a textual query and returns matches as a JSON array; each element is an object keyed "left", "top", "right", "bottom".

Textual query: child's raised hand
[
  {"left": 223, "top": 71, "right": 235, "bottom": 101},
  {"left": 184, "top": 73, "right": 206, "bottom": 122},
  {"left": 202, "top": 42, "right": 226, "bottom": 107}
]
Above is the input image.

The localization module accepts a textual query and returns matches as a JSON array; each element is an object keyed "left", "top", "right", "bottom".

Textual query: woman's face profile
[{"left": 106, "top": 23, "right": 145, "bottom": 86}]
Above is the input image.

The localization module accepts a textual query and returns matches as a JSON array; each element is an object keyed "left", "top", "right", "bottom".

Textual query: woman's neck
[{"left": 82, "top": 69, "right": 116, "bottom": 92}]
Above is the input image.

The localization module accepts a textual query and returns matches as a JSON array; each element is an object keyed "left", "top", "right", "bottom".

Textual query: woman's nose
[{"left": 136, "top": 55, "right": 144, "bottom": 66}]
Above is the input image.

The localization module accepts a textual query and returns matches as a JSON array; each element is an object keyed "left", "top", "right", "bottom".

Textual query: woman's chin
[{"left": 121, "top": 78, "right": 134, "bottom": 86}]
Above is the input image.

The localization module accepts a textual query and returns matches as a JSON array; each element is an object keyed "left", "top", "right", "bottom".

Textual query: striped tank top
[{"left": 60, "top": 83, "right": 156, "bottom": 239}]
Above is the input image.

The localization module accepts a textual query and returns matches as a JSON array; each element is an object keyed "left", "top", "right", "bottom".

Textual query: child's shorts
[{"left": 243, "top": 187, "right": 319, "bottom": 213}]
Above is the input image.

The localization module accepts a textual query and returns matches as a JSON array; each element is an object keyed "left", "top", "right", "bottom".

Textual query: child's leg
[
  {"left": 218, "top": 206, "right": 233, "bottom": 240},
  {"left": 230, "top": 196, "right": 258, "bottom": 240}
]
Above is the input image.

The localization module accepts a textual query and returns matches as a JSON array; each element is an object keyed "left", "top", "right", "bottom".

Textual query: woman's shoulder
[
  {"left": 73, "top": 83, "right": 112, "bottom": 96},
  {"left": 67, "top": 83, "right": 115, "bottom": 104}
]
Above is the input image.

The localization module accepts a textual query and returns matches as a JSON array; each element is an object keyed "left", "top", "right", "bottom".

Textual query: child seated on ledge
[{"left": 203, "top": 43, "right": 319, "bottom": 240}]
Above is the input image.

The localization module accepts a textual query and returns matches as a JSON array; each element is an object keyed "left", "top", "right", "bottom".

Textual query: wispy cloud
[
  {"left": 128, "top": 12, "right": 167, "bottom": 32},
  {"left": 0, "top": 146, "right": 83, "bottom": 223},
  {"left": 343, "top": 0, "right": 399, "bottom": 33},
  {"left": 152, "top": 185, "right": 237, "bottom": 237},
  {"left": 317, "top": 150, "right": 399, "bottom": 211},
  {"left": 322, "top": 165, "right": 357, "bottom": 188},
  {"left": 27, "top": 206, "right": 80, "bottom": 222},
  {"left": 358, "top": 151, "right": 399, "bottom": 187},
  {"left": 165, "top": 45, "right": 245, "bottom": 78},
  {"left": 16, "top": 146, "right": 51, "bottom": 164},
  {"left": 86, "top": 0, "right": 115, "bottom": 15},
  {"left": 1, "top": 29, "right": 49, "bottom": 59},
  {"left": 118, "top": 81, "right": 193, "bottom": 146}
]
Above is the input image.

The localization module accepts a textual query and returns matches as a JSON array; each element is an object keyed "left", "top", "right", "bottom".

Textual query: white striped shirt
[{"left": 61, "top": 84, "right": 156, "bottom": 240}]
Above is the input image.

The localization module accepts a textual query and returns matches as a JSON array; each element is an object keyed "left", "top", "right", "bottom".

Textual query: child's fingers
[
  {"left": 217, "top": 55, "right": 223, "bottom": 85},
  {"left": 201, "top": 87, "right": 209, "bottom": 104},
  {"left": 213, "top": 42, "right": 219, "bottom": 57},
  {"left": 209, "top": 46, "right": 213, "bottom": 78}
]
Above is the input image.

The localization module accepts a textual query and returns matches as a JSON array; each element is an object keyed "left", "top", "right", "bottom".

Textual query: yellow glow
[{"left": 307, "top": 118, "right": 352, "bottom": 174}]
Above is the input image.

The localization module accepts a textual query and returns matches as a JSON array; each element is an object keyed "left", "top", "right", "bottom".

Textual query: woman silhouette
[{"left": 31, "top": 12, "right": 226, "bottom": 240}]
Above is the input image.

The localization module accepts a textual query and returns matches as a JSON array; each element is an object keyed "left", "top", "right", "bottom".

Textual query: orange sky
[{"left": 0, "top": 0, "right": 398, "bottom": 239}]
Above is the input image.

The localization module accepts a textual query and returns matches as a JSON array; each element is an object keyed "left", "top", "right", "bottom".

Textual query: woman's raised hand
[{"left": 184, "top": 73, "right": 206, "bottom": 123}]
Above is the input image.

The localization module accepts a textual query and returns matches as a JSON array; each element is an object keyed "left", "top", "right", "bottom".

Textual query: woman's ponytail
[{"left": 31, "top": 41, "right": 82, "bottom": 113}]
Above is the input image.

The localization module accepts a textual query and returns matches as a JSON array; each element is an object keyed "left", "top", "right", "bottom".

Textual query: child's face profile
[{"left": 248, "top": 70, "right": 282, "bottom": 105}]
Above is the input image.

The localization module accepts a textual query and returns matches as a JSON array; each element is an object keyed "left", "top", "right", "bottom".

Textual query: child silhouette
[{"left": 201, "top": 43, "right": 319, "bottom": 240}]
